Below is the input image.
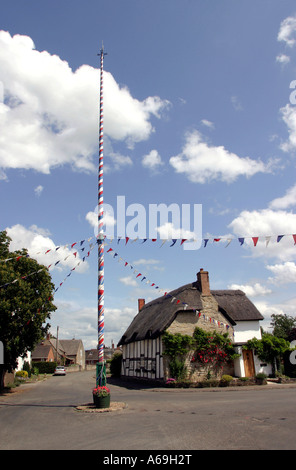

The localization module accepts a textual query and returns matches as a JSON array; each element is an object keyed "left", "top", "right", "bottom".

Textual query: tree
[
  {"left": 244, "top": 333, "right": 291, "bottom": 374},
  {"left": 271, "top": 314, "right": 296, "bottom": 341},
  {"left": 0, "top": 231, "right": 56, "bottom": 388}
]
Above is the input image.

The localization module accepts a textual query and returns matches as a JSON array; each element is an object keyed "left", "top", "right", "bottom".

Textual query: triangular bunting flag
[{"left": 252, "top": 237, "right": 259, "bottom": 247}]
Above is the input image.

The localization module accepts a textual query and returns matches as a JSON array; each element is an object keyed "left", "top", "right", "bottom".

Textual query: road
[{"left": 0, "top": 370, "right": 296, "bottom": 451}]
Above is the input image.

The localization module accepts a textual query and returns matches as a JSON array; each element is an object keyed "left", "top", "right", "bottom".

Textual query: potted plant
[{"left": 92, "top": 385, "right": 111, "bottom": 408}]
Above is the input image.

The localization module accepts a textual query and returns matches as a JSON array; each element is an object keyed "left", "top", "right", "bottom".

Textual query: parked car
[{"left": 54, "top": 366, "right": 66, "bottom": 376}]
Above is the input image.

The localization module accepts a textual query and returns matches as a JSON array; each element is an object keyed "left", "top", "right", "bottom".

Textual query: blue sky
[{"left": 1, "top": 1, "right": 296, "bottom": 349}]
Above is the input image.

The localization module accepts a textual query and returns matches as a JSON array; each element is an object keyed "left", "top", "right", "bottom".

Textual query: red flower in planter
[{"left": 92, "top": 385, "right": 110, "bottom": 397}]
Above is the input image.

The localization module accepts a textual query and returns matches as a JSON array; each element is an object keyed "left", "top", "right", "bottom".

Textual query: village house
[
  {"left": 31, "top": 340, "right": 55, "bottom": 363},
  {"left": 118, "top": 268, "right": 272, "bottom": 382},
  {"left": 32, "top": 336, "right": 85, "bottom": 368}
]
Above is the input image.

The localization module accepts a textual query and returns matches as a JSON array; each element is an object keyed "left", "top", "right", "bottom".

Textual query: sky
[{"left": 1, "top": 1, "right": 296, "bottom": 350}]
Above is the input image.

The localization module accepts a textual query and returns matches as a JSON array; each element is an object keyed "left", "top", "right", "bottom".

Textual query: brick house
[
  {"left": 32, "top": 336, "right": 85, "bottom": 368},
  {"left": 31, "top": 341, "right": 55, "bottom": 363},
  {"left": 118, "top": 268, "right": 271, "bottom": 382}
]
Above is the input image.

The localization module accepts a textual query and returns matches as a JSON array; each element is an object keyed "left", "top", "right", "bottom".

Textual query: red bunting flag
[{"left": 252, "top": 237, "right": 259, "bottom": 246}]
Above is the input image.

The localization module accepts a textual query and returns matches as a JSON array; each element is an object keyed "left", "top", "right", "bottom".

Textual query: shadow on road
[
  {"left": 107, "top": 376, "right": 164, "bottom": 390},
  {"left": 0, "top": 402, "right": 77, "bottom": 408}
]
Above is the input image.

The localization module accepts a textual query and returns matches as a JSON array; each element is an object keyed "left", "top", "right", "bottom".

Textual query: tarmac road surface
[{"left": 0, "top": 369, "right": 296, "bottom": 451}]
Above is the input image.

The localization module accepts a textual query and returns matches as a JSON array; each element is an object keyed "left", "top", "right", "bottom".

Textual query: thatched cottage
[{"left": 118, "top": 268, "right": 272, "bottom": 382}]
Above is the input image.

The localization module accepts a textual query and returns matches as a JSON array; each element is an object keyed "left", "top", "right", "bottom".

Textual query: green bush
[
  {"left": 31, "top": 362, "right": 56, "bottom": 374},
  {"left": 220, "top": 374, "right": 233, "bottom": 387},
  {"left": 255, "top": 373, "right": 267, "bottom": 384},
  {"left": 168, "top": 357, "right": 187, "bottom": 381},
  {"left": 110, "top": 352, "right": 122, "bottom": 377},
  {"left": 256, "top": 373, "right": 267, "bottom": 380},
  {"left": 22, "top": 361, "right": 31, "bottom": 377}
]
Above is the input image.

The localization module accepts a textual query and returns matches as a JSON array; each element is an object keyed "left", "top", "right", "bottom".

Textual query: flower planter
[{"left": 93, "top": 394, "right": 110, "bottom": 409}]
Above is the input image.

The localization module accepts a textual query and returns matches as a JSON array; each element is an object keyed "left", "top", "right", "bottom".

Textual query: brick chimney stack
[
  {"left": 197, "top": 268, "right": 211, "bottom": 296},
  {"left": 138, "top": 299, "right": 145, "bottom": 312}
]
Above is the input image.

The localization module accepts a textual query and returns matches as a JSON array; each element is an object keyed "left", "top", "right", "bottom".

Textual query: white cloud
[
  {"left": 276, "top": 54, "right": 290, "bottom": 65},
  {"left": 277, "top": 15, "right": 296, "bottom": 47},
  {"left": 201, "top": 119, "right": 214, "bottom": 129},
  {"left": 34, "top": 185, "right": 44, "bottom": 197},
  {"left": 51, "top": 299, "right": 136, "bottom": 349},
  {"left": 5, "top": 224, "right": 89, "bottom": 273},
  {"left": 85, "top": 206, "right": 116, "bottom": 239},
  {"left": 0, "top": 31, "right": 170, "bottom": 177},
  {"left": 119, "top": 276, "right": 138, "bottom": 287},
  {"left": 169, "top": 130, "right": 273, "bottom": 184},
  {"left": 132, "top": 258, "right": 161, "bottom": 266},
  {"left": 280, "top": 104, "right": 296, "bottom": 152},
  {"left": 229, "top": 208, "right": 296, "bottom": 261},
  {"left": 142, "top": 149, "right": 163, "bottom": 170},
  {"left": 267, "top": 261, "right": 296, "bottom": 285},
  {"left": 269, "top": 184, "right": 296, "bottom": 210},
  {"left": 156, "top": 222, "right": 196, "bottom": 239},
  {"left": 228, "top": 282, "right": 272, "bottom": 297}
]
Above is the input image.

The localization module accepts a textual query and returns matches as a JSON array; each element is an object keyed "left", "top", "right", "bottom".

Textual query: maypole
[{"left": 96, "top": 42, "right": 107, "bottom": 387}]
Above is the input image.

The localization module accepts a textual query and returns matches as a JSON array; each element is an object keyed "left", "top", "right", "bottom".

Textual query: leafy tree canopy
[
  {"left": 271, "top": 313, "right": 296, "bottom": 341},
  {"left": 244, "top": 333, "right": 290, "bottom": 364},
  {"left": 0, "top": 230, "right": 56, "bottom": 374}
]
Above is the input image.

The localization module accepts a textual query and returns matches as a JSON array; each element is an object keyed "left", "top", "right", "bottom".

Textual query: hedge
[{"left": 32, "top": 362, "right": 57, "bottom": 374}]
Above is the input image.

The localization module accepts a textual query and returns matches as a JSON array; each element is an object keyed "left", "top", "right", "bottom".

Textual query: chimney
[
  {"left": 197, "top": 268, "right": 211, "bottom": 296},
  {"left": 138, "top": 299, "right": 145, "bottom": 312}
]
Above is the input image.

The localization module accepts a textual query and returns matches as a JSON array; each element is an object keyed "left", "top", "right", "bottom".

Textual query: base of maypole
[{"left": 96, "top": 361, "right": 107, "bottom": 387}]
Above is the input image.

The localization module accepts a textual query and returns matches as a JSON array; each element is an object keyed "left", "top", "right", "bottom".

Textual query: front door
[{"left": 243, "top": 349, "right": 255, "bottom": 377}]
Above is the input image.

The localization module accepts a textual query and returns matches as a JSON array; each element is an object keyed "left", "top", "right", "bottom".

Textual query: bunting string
[
  {"left": 0, "top": 236, "right": 95, "bottom": 264},
  {"left": 0, "top": 240, "right": 95, "bottom": 289},
  {"left": 1, "top": 231, "right": 295, "bottom": 267},
  {"left": 112, "top": 233, "right": 296, "bottom": 248},
  {"left": 104, "top": 242, "right": 232, "bottom": 333}
]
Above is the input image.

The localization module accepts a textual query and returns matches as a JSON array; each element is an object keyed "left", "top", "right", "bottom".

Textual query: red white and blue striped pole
[{"left": 97, "top": 43, "right": 107, "bottom": 387}]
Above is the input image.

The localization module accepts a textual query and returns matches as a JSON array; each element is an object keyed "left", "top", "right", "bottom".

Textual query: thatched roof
[{"left": 118, "top": 281, "right": 264, "bottom": 346}]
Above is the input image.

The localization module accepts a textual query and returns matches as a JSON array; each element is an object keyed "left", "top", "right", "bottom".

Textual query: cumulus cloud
[
  {"left": 229, "top": 208, "right": 296, "bottom": 261},
  {"left": 5, "top": 224, "right": 89, "bottom": 273},
  {"left": 0, "top": 31, "right": 170, "bottom": 177},
  {"left": 169, "top": 131, "right": 273, "bottom": 183},
  {"left": 85, "top": 205, "right": 116, "bottom": 239},
  {"left": 276, "top": 54, "right": 290, "bottom": 65},
  {"left": 228, "top": 282, "right": 272, "bottom": 297},
  {"left": 142, "top": 149, "right": 163, "bottom": 170},
  {"left": 51, "top": 299, "right": 136, "bottom": 348},
  {"left": 269, "top": 184, "right": 296, "bottom": 210},
  {"left": 280, "top": 104, "right": 296, "bottom": 152},
  {"left": 267, "top": 261, "right": 296, "bottom": 285},
  {"left": 156, "top": 222, "right": 196, "bottom": 240},
  {"left": 277, "top": 15, "right": 296, "bottom": 47}
]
